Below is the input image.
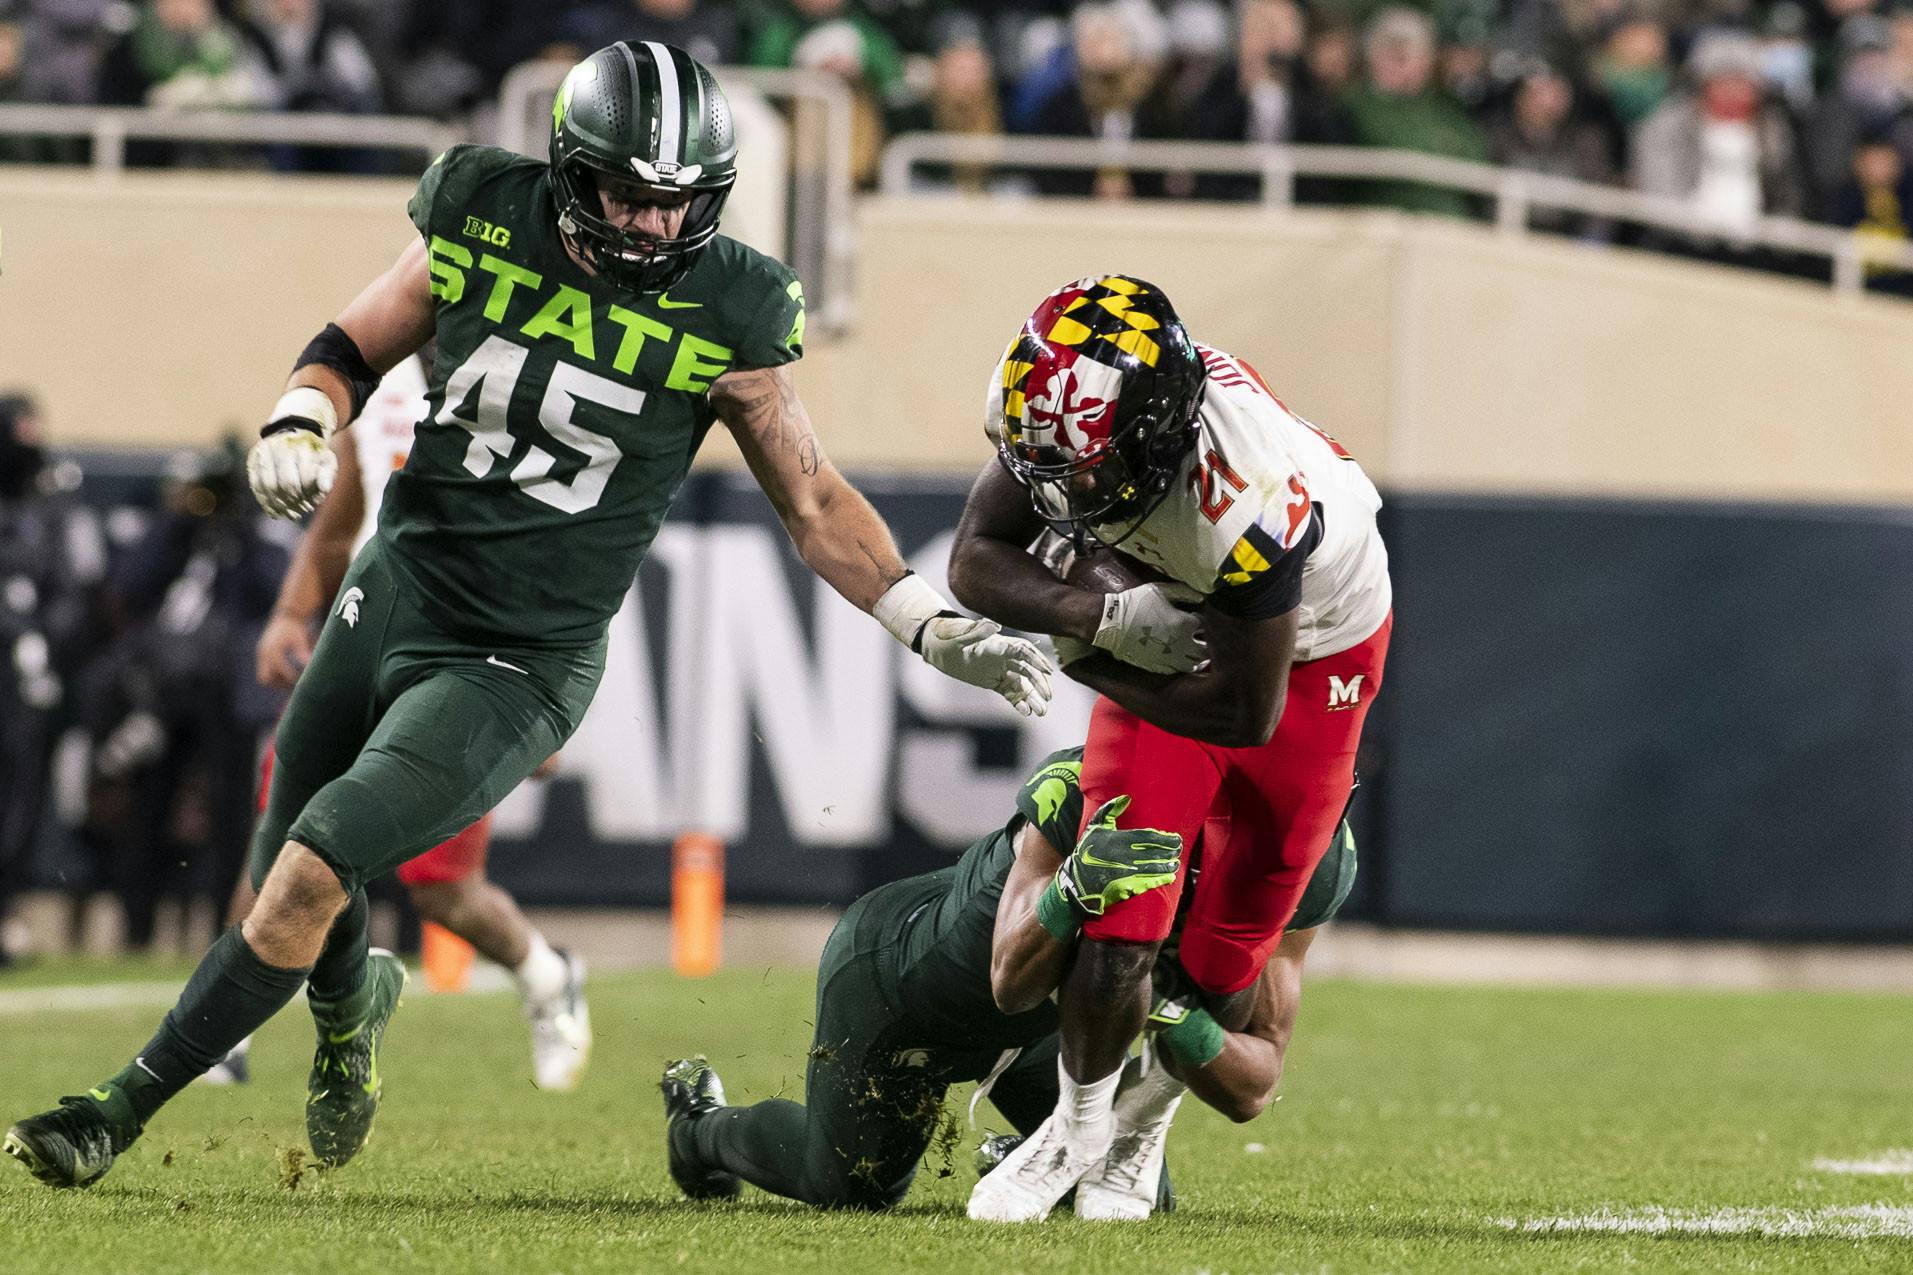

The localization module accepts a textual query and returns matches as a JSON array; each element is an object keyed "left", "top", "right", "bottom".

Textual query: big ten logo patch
[{"left": 463, "top": 215, "right": 511, "bottom": 248}]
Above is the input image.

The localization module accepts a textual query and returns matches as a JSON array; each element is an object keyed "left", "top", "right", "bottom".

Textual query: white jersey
[
  {"left": 1094, "top": 346, "right": 1392, "bottom": 663},
  {"left": 348, "top": 356, "right": 429, "bottom": 555}
]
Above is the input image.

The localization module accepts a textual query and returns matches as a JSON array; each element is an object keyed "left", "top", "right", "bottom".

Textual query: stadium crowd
[{"left": 1, "top": 0, "right": 1911, "bottom": 238}]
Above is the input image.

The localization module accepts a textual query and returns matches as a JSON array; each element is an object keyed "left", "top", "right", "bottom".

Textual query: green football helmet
[{"left": 549, "top": 41, "right": 738, "bottom": 294}]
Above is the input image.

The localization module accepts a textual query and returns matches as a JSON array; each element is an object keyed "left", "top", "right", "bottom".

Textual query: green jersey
[
  {"left": 891, "top": 749, "right": 1088, "bottom": 1049},
  {"left": 886, "top": 747, "right": 1357, "bottom": 1049},
  {"left": 380, "top": 143, "right": 805, "bottom": 644}
]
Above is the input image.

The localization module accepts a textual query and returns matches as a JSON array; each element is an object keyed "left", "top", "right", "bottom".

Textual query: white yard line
[
  {"left": 1497, "top": 1206, "right": 1913, "bottom": 1239},
  {"left": 0, "top": 966, "right": 514, "bottom": 1017},
  {"left": 1810, "top": 1151, "right": 1913, "bottom": 1176}
]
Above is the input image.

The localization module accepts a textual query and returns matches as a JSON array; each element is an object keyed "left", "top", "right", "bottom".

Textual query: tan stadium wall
[{"left": 6, "top": 168, "right": 1913, "bottom": 504}]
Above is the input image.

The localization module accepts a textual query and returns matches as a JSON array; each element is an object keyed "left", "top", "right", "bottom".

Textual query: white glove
[
  {"left": 1092, "top": 582, "right": 1206, "bottom": 674},
  {"left": 247, "top": 387, "right": 339, "bottom": 519},
  {"left": 874, "top": 575, "right": 1054, "bottom": 717},
  {"left": 1050, "top": 633, "right": 1095, "bottom": 668}
]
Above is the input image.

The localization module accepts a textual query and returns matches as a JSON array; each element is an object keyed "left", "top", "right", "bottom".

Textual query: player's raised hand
[
  {"left": 248, "top": 386, "right": 340, "bottom": 519},
  {"left": 1054, "top": 795, "right": 1183, "bottom": 918},
  {"left": 248, "top": 428, "right": 335, "bottom": 519},
  {"left": 917, "top": 615, "right": 1054, "bottom": 717},
  {"left": 1093, "top": 582, "right": 1206, "bottom": 674}
]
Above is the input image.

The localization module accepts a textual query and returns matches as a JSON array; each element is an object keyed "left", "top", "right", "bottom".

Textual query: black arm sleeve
[{"left": 290, "top": 323, "right": 382, "bottom": 424}]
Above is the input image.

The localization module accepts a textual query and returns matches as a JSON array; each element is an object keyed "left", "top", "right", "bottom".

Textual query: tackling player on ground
[
  {"left": 658, "top": 748, "right": 1355, "bottom": 1214},
  {"left": 5, "top": 42, "right": 1076, "bottom": 1189},
  {"left": 948, "top": 276, "right": 1392, "bottom": 1221}
]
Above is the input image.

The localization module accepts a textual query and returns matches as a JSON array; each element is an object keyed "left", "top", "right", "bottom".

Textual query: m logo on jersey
[
  {"left": 1327, "top": 674, "right": 1364, "bottom": 712},
  {"left": 337, "top": 587, "right": 365, "bottom": 629},
  {"left": 1023, "top": 358, "right": 1121, "bottom": 455}
]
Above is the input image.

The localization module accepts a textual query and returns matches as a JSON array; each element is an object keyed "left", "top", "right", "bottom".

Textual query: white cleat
[
  {"left": 967, "top": 1112, "right": 1107, "bottom": 1222},
  {"left": 1074, "top": 1101, "right": 1179, "bottom": 1220},
  {"left": 527, "top": 950, "right": 591, "bottom": 1092}
]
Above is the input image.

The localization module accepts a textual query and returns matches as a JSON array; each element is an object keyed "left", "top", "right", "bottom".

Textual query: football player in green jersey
[
  {"left": 4, "top": 42, "right": 1083, "bottom": 1190},
  {"left": 659, "top": 748, "right": 1355, "bottom": 1213}
]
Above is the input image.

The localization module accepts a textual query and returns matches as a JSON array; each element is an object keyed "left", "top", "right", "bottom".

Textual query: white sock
[
  {"left": 1056, "top": 1056, "right": 1124, "bottom": 1148},
  {"left": 1115, "top": 1043, "right": 1187, "bottom": 1130},
  {"left": 229, "top": 1034, "right": 254, "bottom": 1060},
  {"left": 513, "top": 933, "right": 567, "bottom": 1005}
]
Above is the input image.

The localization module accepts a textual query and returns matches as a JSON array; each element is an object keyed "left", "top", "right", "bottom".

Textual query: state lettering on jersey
[{"left": 425, "top": 241, "right": 736, "bottom": 393}]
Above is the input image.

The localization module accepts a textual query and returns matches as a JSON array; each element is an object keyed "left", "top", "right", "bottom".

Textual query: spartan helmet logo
[{"left": 336, "top": 586, "right": 364, "bottom": 629}]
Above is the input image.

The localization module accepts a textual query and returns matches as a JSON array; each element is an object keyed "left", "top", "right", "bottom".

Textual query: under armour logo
[
  {"left": 337, "top": 587, "right": 364, "bottom": 628},
  {"left": 1327, "top": 674, "right": 1364, "bottom": 711}
]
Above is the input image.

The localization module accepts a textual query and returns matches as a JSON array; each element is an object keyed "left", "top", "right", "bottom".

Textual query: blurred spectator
[
  {"left": 4, "top": 0, "right": 117, "bottom": 107},
  {"left": 0, "top": 394, "right": 107, "bottom": 965},
  {"left": 96, "top": 0, "right": 273, "bottom": 112},
  {"left": 751, "top": 0, "right": 911, "bottom": 186},
  {"left": 1803, "top": 16, "right": 1913, "bottom": 220},
  {"left": 1758, "top": 2, "right": 1816, "bottom": 111},
  {"left": 1591, "top": 15, "right": 1674, "bottom": 148},
  {"left": 1633, "top": 30, "right": 1807, "bottom": 235},
  {"left": 393, "top": 0, "right": 573, "bottom": 117},
  {"left": 1436, "top": 1, "right": 1496, "bottom": 115},
  {"left": 1836, "top": 131, "right": 1913, "bottom": 291},
  {"left": 75, "top": 442, "right": 288, "bottom": 951},
  {"left": 557, "top": 0, "right": 742, "bottom": 69},
  {"left": 1341, "top": 6, "right": 1490, "bottom": 217},
  {"left": 926, "top": 29, "right": 1002, "bottom": 192},
  {"left": 1490, "top": 58, "right": 1620, "bottom": 235},
  {"left": 1026, "top": 0, "right": 1167, "bottom": 198},
  {"left": 242, "top": 0, "right": 381, "bottom": 115}
]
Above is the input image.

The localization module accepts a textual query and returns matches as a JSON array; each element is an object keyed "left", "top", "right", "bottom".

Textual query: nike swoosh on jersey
[
  {"left": 486, "top": 655, "right": 529, "bottom": 675},
  {"left": 657, "top": 293, "right": 702, "bottom": 309}
]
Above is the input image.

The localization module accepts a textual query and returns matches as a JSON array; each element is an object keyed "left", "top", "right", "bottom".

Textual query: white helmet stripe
[{"left": 644, "top": 41, "right": 681, "bottom": 164}]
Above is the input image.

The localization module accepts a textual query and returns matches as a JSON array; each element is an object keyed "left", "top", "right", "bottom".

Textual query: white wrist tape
[
  {"left": 873, "top": 573, "right": 954, "bottom": 650},
  {"left": 268, "top": 386, "right": 339, "bottom": 438}
]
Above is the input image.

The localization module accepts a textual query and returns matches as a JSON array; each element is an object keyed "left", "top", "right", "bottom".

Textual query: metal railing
[
  {"left": 0, "top": 103, "right": 459, "bottom": 175},
  {"left": 880, "top": 133, "right": 1913, "bottom": 296},
  {"left": 496, "top": 61, "right": 855, "bottom": 332}
]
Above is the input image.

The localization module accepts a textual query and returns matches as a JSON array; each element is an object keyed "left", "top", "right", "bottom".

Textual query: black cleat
[
  {"left": 4, "top": 1092, "right": 142, "bottom": 1189},
  {"left": 660, "top": 1057, "right": 741, "bottom": 1200}
]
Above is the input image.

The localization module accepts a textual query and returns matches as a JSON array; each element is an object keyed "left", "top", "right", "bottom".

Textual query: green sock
[
  {"left": 306, "top": 887, "right": 368, "bottom": 1006},
  {"left": 105, "top": 928, "right": 311, "bottom": 1126}
]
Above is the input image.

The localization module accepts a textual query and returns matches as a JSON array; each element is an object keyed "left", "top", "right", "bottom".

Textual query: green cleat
[
  {"left": 660, "top": 1057, "right": 741, "bottom": 1200},
  {"left": 306, "top": 949, "right": 406, "bottom": 1169},
  {"left": 4, "top": 1091, "right": 142, "bottom": 1189}
]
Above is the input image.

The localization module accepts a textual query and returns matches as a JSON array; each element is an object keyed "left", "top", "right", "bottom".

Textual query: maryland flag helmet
[
  {"left": 549, "top": 42, "right": 738, "bottom": 294},
  {"left": 989, "top": 276, "right": 1205, "bottom": 539}
]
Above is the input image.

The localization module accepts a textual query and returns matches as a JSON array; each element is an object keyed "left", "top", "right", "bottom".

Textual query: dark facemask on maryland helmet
[{"left": 989, "top": 275, "right": 1206, "bottom": 547}]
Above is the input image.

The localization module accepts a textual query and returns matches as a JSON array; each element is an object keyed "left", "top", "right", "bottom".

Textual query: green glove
[
  {"left": 1146, "top": 953, "right": 1225, "bottom": 1068},
  {"left": 1053, "top": 795, "right": 1183, "bottom": 919}
]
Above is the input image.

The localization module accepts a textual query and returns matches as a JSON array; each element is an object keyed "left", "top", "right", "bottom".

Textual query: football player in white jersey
[
  {"left": 949, "top": 275, "right": 1393, "bottom": 1221},
  {"left": 233, "top": 355, "right": 593, "bottom": 1093}
]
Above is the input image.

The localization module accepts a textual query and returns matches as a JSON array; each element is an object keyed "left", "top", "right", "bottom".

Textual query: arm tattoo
[{"left": 717, "top": 368, "right": 814, "bottom": 469}]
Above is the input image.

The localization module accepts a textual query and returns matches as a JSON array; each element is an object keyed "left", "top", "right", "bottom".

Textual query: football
[{"left": 1053, "top": 540, "right": 1175, "bottom": 596}]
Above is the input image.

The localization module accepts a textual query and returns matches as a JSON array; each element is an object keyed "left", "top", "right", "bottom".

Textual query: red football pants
[
  {"left": 1079, "top": 613, "right": 1391, "bottom": 995},
  {"left": 257, "top": 741, "right": 491, "bottom": 886}
]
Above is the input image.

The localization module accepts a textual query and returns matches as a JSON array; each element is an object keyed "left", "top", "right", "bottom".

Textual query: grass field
[{"left": 0, "top": 960, "right": 1909, "bottom": 1274}]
